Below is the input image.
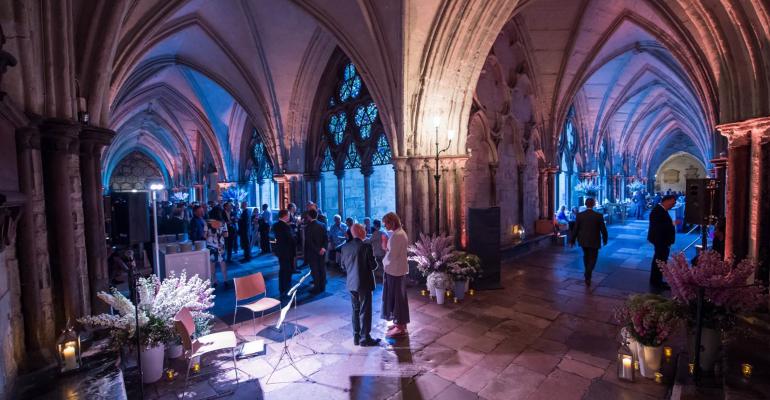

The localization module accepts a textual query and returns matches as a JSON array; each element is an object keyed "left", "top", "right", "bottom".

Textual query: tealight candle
[
  {"left": 634, "top": 360, "right": 639, "bottom": 371},
  {"left": 688, "top": 363, "right": 694, "bottom": 375},
  {"left": 445, "top": 290, "right": 452, "bottom": 298},
  {"left": 741, "top": 363, "right": 752, "bottom": 378},
  {"left": 469, "top": 289, "right": 475, "bottom": 296},
  {"left": 654, "top": 372, "right": 663, "bottom": 383},
  {"left": 453, "top": 297, "right": 459, "bottom": 304},
  {"left": 166, "top": 369, "right": 176, "bottom": 381},
  {"left": 192, "top": 363, "right": 200, "bottom": 373},
  {"left": 420, "top": 289, "right": 427, "bottom": 297}
]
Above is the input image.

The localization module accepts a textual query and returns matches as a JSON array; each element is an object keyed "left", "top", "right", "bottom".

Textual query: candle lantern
[
  {"left": 511, "top": 225, "right": 526, "bottom": 241},
  {"left": 654, "top": 372, "right": 663, "bottom": 384},
  {"left": 420, "top": 289, "right": 428, "bottom": 297},
  {"left": 741, "top": 363, "right": 752, "bottom": 378},
  {"left": 56, "top": 325, "right": 82, "bottom": 373},
  {"left": 617, "top": 342, "right": 635, "bottom": 382},
  {"left": 663, "top": 346, "right": 673, "bottom": 362}
]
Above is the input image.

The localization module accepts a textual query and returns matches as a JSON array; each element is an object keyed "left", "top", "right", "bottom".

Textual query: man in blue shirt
[
  {"left": 189, "top": 205, "right": 206, "bottom": 241},
  {"left": 328, "top": 214, "right": 347, "bottom": 269}
]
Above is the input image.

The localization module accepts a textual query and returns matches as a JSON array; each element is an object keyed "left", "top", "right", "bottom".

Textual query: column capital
[
  {"left": 39, "top": 118, "right": 79, "bottom": 154},
  {"left": 716, "top": 116, "right": 770, "bottom": 146},
  {"left": 16, "top": 124, "right": 41, "bottom": 151},
  {"left": 79, "top": 125, "right": 115, "bottom": 156},
  {"left": 303, "top": 172, "right": 320, "bottom": 182}
]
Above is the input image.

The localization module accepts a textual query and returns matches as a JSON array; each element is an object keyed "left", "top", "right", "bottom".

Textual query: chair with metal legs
[
  {"left": 174, "top": 307, "right": 239, "bottom": 395},
  {"left": 233, "top": 272, "right": 281, "bottom": 335}
]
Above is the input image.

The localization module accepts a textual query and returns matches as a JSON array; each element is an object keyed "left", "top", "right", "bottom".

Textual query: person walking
[
  {"left": 381, "top": 212, "right": 410, "bottom": 338},
  {"left": 272, "top": 209, "right": 296, "bottom": 299},
  {"left": 648, "top": 194, "right": 677, "bottom": 289},
  {"left": 340, "top": 224, "right": 380, "bottom": 346},
  {"left": 238, "top": 201, "right": 252, "bottom": 262},
  {"left": 569, "top": 198, "right": 608, "bottom": 286},
  {"left": 304, "top": 209, "right": 329, "bottom": 294}
]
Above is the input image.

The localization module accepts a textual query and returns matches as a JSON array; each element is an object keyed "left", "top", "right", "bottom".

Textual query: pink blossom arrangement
[
  {"left": 614, "top": 294, "right": 681, "bottom": 346},
  {"left": 659, "top": 251, "right": 766, "bottom": 329},
  {"left": 407, "top": 233, "right": 455, "bottom": 277}
]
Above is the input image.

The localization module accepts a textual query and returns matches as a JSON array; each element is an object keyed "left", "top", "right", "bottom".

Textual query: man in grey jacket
[
  {"left": 340, "top": 224, "right": 380, "bottom": 346},
  {"left": 569, "top": 198, "right": 608, "bottom": 286}
]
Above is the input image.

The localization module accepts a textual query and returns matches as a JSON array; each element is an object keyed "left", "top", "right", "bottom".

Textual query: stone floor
[{"left": 143, "top": 219, "right": 698, "bottom": 399}]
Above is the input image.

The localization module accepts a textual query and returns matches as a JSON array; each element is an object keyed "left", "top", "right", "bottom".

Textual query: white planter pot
[
  {"left": 639, "top": 345, "right": 663, "bottom": 378},
  {"left": 454, "top": 281, "right": 466, "bottom": 300},
  {"left": 140, "top": 344, "right": 165, "bottom": 383},
  {"left": 689, "top": 327, "right": 720, "bottom": 371},
  {"left": 435, "top": 289, "right": 446, "bottom": 305},
  {"left": 166, "top": 343, "right": 183, "bottom": 359}
]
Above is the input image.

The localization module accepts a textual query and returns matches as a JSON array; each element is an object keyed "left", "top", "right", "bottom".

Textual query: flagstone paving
[{"left": 144, "top": 220, "right": 697, "bottom": 399}]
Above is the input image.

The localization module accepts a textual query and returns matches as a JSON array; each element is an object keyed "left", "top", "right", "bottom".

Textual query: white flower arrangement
[
  {"left": 447, "top": 252, "right": 482, "bottom": 282},
  {"left": 574, "top": 180, "right": 600, "bottom": 195},
  {"left": 426, "top": 271, "right": 452, "bottom": 292},
  {"left": 79, "top": 271, "right": 215, "bottom": 348},
  {"left": 171, "top": 192, "right": 189, "bottom": 202},
  {"left": 627, "top": 180, "right": 645, "bottom": 193}
]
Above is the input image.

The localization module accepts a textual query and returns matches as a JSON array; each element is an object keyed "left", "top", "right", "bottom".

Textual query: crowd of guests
[{"left": 153, "top": 199, "right": 410, "bottom": 344}]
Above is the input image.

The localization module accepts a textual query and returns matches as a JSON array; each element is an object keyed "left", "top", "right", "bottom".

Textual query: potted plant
[
  {"left": 626, "top": 180, "right": 645, "bottom": 193},
  {"left": 171, "top": 191, "right": 189, "bottom": 203},
  {"left": 407, "top": 233, "right": 455, "bottom": 297},
  {"left": 79, "top": 271, "right": 215, "bottom": 382},
  {"left": 427, "top": 272, "right": 452, "bottom": 305},
  {"left": 447, "top": 252, "right": 482, "bottom": 300},
  {"left": 659, "top": 251, "right": 767, "bottom": 371},
  {"left": 614, "top": 294, "right": 681, "bottom": 378},
  {"left": 574, "top": 180, "right": 601, "bottom": 204},
  {"left": 221, "top": 187, "right": 248, "bottom": 203}
]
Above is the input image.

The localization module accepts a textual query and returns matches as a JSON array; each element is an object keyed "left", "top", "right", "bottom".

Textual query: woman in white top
[{"left": 380, "top": 212, "right": 410, "bottom": 337}]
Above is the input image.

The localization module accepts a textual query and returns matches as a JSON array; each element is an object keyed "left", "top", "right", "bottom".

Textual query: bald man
[{"left": 340, "top": 224, "right": 380, "bottom": 346}]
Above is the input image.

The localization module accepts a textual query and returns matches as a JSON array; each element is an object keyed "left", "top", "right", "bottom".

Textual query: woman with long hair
[{"left": 380, "top": 212, "right": 410, "bottom": 337}]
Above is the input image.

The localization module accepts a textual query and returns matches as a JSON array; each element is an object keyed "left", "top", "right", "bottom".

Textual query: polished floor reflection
[{"left": 145, "top": 220, "right": 695, "bottom": 399}]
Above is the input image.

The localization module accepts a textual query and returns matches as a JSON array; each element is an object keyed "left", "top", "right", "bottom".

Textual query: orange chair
[
  {"left": 174, "top": 307, "right": 238, "bottom": 393},
  {"left": 233, "top": 272, "right": 281, "bottom": 334}
]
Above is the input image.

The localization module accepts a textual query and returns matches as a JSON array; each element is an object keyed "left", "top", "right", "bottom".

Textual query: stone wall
[{"left": 464, "top": 25, "right": 541, "bottom": 246}]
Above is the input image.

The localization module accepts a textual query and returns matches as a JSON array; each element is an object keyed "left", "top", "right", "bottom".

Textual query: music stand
[
  {"left": 265, "top": 291, "right": 311, "bottom": 384},
  {"left": 286, "top": 272, "right": 317, "bottom": 355}
]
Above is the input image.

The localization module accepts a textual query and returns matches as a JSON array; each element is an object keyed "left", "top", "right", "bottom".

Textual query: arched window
[
  {"left": 251, "top": 130, "right": 277, "bottom": 209},
  {"left": 556, "top": 106, "right": 578, "bottom": 209},
  {"left": 317, "top": 59, "right": 395, "bottom": 220}
]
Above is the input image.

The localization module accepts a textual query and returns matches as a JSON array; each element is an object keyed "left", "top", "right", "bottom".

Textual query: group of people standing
[{"left": 295, "top": 204, "right": 411, "bottom": 343}]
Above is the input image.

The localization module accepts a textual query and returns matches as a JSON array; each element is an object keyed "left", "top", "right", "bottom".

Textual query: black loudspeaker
[
  {"left": 111, "top": 192, "right": 150, "bottom": 245},
  {"left": 467, "top": 207, "right": 502, "bottom": 289},
  {"left": 685, "top": 178, "right": 723, "bottom": 225}
]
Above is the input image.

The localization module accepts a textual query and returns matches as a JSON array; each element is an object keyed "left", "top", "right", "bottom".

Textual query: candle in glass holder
[
  {"left": 469, "top": 289, "right": 475, "bottom": 296},
  {"left": 166, "top": 369, "right": 176, "bottom": 381},
  {"left": 688, "top": 363, "right": 695, "bottom": 375},
  {"left": 445, "top": 290, "right": 452, "bottom": 298},
  {"left": 192, "top": 363, "right": 201, "bottom": 373},
  {"left": 654, "top": 372, "right": 663, "bottom": 383},
  {"left": 62, "top": 343, "right": 77, "bottom": 370},
  {"left": 453, "top": 297, "right": 459, "bottom": 304},
  {"left": 741, "top": 363, "right": 752, "bottom": 378},
  {"left": 420, "top": 289, "right": 427, "bottom": 297},
  {"left": 663, "top": 346, "right": 672, "bottom": 361}
]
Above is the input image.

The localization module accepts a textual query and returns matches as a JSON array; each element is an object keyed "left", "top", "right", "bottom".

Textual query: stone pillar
[
  {"left": 335, "top": 170, "right": 345, "bottom": 216},
  {"left": 39, "top": 119, "right": 90, "bottom": 325},
  {"left": 537, "top": 168, "right": 547, "bottom": 219},
  {"left": 79, "top": 126, "right": 114, "bottom": 314},
  {"left": 15, "top": 124, "right": 56, "bottom": 363},
  {"left": 716, "top": 122, "right": 752, "bottom": 260},
  {"left": 303, "top": 172, "right": 318, "bottom": 205},
  {"left": 362, "top": 166, "right": 373, "bottom": 218}
]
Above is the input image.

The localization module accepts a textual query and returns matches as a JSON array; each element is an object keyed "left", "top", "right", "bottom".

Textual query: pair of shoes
[
  {"left": 386, "top": 326, "right": 407, "bottom": 338},
  {"left": 359, "top": 337, "right": 381, "bottom": 347}
]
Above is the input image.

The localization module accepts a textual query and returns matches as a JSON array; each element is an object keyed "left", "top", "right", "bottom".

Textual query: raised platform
[{"left": 500, "top": 233, "right": 555, "bottom": 260}]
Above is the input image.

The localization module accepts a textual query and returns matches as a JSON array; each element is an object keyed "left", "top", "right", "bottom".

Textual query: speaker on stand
[{"left": 467, "top": 207, "right": 502, "bottom": 290}]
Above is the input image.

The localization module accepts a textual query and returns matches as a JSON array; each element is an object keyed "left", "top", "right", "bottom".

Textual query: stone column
[
  {"left": 79, "top": 126, "right": 114, "bottom": 314},
  {"left": 335, "top": 170, "right": 345, "bottom": 216},
  {"left": 15, "top": 123, "right": 56, "bottom": 363},
  {"left": 716, "top": 122, "right": 752, "bottom": 260},
  {"left": 40, "top": 119, "right": 89, "bottom": 324},
  {"left": 537, "top": 168, "right": 547, "bottom": 219},
  {"left": 361, "top": 166, "right": 373, "bottom": 218}
]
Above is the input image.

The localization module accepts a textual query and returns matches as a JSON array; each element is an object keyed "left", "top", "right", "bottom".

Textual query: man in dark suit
[
  {"left": 272, "top": 209, "right": 296, "bottom": 298},
  {"left": 304, "top": 209, "right": 328, "bottom": 294},
  {"left": 238, "top": 201, "right": 252, "bottom": 262},
  {"left": 340, "top": 223, "right": 380, "bottom": 346},
  {"left": 648, "top": 194, "right": 677, "bottom": 288},
  {"left": 570, "top": 198, "right": 608, "bottom": 286}
]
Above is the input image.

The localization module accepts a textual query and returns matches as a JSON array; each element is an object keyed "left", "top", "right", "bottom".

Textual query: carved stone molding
[
  {"left": 79, "top": 125, "right": 115, "bottom": 156},
  {"left": 0, "top": 192, "right": 24, "bottom": 252},
  {"left": 716, "top": 116, "right": 770, "bottom": 147},
  {"left": 39, "top": 119, "right": 80, "bottom": 154}
]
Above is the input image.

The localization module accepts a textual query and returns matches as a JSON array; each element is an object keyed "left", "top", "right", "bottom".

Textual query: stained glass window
[
  {"left": 344, "top": 143, "right": 361, "bottom": 169},
  {"left": 338, "top": 63, "right": 362, "bottom": 102},
  {"left": 354, "top": 102, "right": 378, "bottom": 140},
  {"left": 371, "top": 134, "right": 392, "bottom": 166},
  {"left": 251, "top": 132, "right": 273, "bottom": 182},
  {"left": 328, "top": 112, "right": 347, "bottom": 145},
  {"left": 321, "top": 147, "right": 335, "bottom": 172}
]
